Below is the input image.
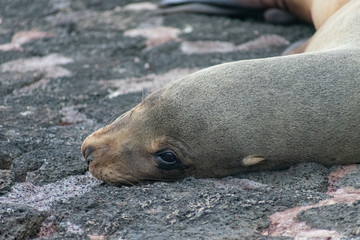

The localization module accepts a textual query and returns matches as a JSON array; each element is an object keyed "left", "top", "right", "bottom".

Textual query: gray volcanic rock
[
  {"left": 0, "top": 170, "right": 14, "bottom": 195},
  {"left": 24, "top": 146, "right": 88, "bottom": 186},
  {"left": 1, "top": 0, "right": 359, "bottom": 239},
  {"left": 337, "top": 165, "right": 360, "bottom": 189},
  {"left": 297, "top": 200, "right": 360, "bottom": 237},
  {"left": 50, "top": 178, "right": 320, "bottom": 239},
  {"left": 0, "top": 203, "right": 44, "bottom": 240},
  {"left": 0, "top": 142, "right": 22, "bottom": 170}
]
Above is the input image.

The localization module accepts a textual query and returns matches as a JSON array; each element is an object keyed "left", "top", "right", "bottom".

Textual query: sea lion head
[
  {"left": 81, "top": 74, "right": 262, "bottom": 185},
  {"left": 81, "top": 90, "right": 192, "bottom": 185}
]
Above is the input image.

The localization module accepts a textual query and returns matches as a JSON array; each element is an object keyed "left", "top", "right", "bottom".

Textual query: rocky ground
[{"left": 1, "top": 0, "right": 360, "bottom": 239}]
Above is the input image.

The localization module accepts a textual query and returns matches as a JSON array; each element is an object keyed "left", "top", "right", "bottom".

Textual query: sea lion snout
[
  {"left": 81, "top": 134, "right": 112, "bottom": 171},
  {"left": 81, "top": 129, "right": 141, "bottom": 185},
  {"left": 82, "top": 145, "right": 95, "bottom": 164}
]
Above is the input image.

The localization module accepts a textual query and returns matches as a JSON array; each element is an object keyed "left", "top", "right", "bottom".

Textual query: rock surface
[
  {"left": 0, "top": 0, "right": 359, "bottom": 239},
  {"left": 0, "top": 170, "right": 14, "bottom": 195},
  {"left": 0, "top": 203, "right": 44, "bottom": 240}
]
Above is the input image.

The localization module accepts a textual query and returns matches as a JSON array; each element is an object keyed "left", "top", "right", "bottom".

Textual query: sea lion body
[{"left": 81, "top": 0, "right": 360, "bottom": 185}]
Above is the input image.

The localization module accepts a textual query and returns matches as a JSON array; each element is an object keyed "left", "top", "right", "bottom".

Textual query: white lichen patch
[
  {"left": 262, "top": 186, "right": 360, "bottom": 239},
  {"left": 124, "top": 26, "right": 181, "bottom": 47},
  {"left": 59, "top": 105, "right": 95, "bottom": 125},
  {"left": 0, "top": 30, "right": 54, "bottom": 52},
  {"left": 0, "top": 53, "right": 73, "bottom": 94},
  {"left": 0, "top": 172, "right": 101, "bottom": 212},
  {"left": 122, "top": 2, "right": 158, "bottom": 11},
  {"left": 99, "top": 68, "right": 199, "bottom": 98},
  {"left": 0, "top": 53, "right": 73, "bottom": 78},
  {"left": 181, "top": 34, "right": 290, "bottom": 54}
]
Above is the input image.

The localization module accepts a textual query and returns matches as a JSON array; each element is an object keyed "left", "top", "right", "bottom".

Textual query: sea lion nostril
[
  {"left": 86, "top": 154, "right": 95, "bottom": 165},
  {"left": 83, "top": 146, "right": 94, "bottom": 160}
]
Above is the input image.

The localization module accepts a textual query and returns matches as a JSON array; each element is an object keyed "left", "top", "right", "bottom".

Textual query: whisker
[
  {"left": 118, "top": 178, "right": 138, "bottom": 186},
  {"left": 90, "top": 107, "right": 128, "bottom": 132},
  {"left": 103, "top": 112, "right": 119, "bottom": 126},
  {"left": 143, "top": 177, "right": 180, "bottom": 182}
]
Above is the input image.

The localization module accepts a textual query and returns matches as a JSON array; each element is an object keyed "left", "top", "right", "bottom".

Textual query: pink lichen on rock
[
  {"left": 124, "top": 26, "right": 181, "bottom": 48},
  {"left": 181, "top": 35, "right": 289, "bottom": 54},
  {"left": 88, "top": 234, "right": 107, "bottom": 240},
  {"left": 0, "top": 172, "right": 100, "bottom": 212},
  {"left": 99, "top": 68, "right": 199, "bottom": 98},
  {"left": 262, "top": 165, "right": 360, "bottom": 239},
  {"left": 122, "top": 2, "right": 158, "bottom": 11},
  {"left": 0, "top": 30, "right": 54, "bottom": 52},
  {"left": 263, "top": 204, "right": 343, "bottom": 239},
  {"left": 236, "top": 34, "right": 289, "bottom": 51},
  {"left": 327, "top": 165, "right": 358, "bottom": 194},
  {"left": 0, "top": 53, "right": 73, "bottom": 94},
  {"left": 0, "top": 53, "right": 73, "bottom": 77},
  {"left": 59, "top": 105, "right": 94, "bottom": 125},
  {"left": 181, "top": 41, "right": 238, "bottom": 54}
]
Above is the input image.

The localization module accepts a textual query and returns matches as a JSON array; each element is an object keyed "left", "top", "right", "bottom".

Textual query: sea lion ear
[{"left": 242, "top": 155, "right": 265, "bottom": 166}]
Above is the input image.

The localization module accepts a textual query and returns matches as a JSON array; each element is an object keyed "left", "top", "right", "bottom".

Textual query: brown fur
[{"left": 82, "top": 0, "right": 359, "bottom": 185}]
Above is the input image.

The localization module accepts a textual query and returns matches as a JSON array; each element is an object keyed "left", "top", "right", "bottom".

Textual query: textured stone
[
  {"left": 0, "top": 0, "right": 358, "bottom": 239},
  {"left": 0, "top": 170, "right": 14, "bottom": 195},
  {"left": 298, "top": 200, "right": 360, "bottom": 237},
  {"left": 0, "top": 204, "right": 44, "bottom": 240}
]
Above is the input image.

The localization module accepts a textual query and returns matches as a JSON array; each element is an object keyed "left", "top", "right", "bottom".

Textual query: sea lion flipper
[{"left": 242, "top": 155, "right": 265, "bottom": 166}]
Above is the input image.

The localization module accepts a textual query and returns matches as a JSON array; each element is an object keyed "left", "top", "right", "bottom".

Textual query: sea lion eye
[
  {"left": 155, "top": 151, "right": 177, "bottom": 164},
  {"left": 155, "top": 150, "right": 184, "bottom": 170}
]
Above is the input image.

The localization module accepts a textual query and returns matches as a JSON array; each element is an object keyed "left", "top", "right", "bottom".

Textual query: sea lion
[{"left": 81, "top": 0, "right": 360, "bottom": 185}]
